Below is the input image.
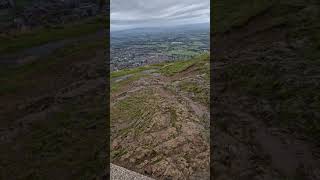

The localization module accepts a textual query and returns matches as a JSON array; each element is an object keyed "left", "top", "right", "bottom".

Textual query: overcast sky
[{"left": 111, "top": 0, "right": 210, "bottom": 31}]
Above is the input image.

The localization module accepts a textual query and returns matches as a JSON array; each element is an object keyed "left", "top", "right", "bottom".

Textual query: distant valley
[{"left": 110, "top": 23, "right": 209, "bottom": 71}]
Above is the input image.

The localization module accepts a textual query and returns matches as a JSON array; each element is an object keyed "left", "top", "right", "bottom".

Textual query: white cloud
[{"left": 111, "top": 0, "right": 210, "bottom": 31}]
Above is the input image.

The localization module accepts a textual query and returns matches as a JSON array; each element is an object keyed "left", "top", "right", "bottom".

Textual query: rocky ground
[
  {"left": 212, "top": 0, "right": 320, "bottom": 179},
  {"left": 110, "top": 55, "right": 210, "bottom": 180}
]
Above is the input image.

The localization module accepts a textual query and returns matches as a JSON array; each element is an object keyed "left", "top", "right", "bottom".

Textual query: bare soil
[{"left": 111, "top": 62, "right": 210, "bottom": 180}]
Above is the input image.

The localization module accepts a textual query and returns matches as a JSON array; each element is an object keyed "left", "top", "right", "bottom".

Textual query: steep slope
[
  {"left": 213, "top": 0, "right": 320, "bottom": 179},
  {"left": 111, "top": 54, "right": 210, "bottom": 179},
  {"left": 0, "top": 17, "right": 107, "bottom": 179}
]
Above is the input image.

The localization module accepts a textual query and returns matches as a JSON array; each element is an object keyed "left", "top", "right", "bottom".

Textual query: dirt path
[
  {"left": 112, "top": 67, "right": 209, "bottom": 115},
  {"left": 111, "top": 68, "right": 210, "bottom": 179}
]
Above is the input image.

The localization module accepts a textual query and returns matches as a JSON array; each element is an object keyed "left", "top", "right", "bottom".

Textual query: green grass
[
  {"left": 110, "top": 53, "right": 209, "bottom": 80},
  {"left": 110, "top": 53, "right": 210, "bottom": 127},
  {"left": 112, "top": 90, "right": 152, "bottom": 119},
  {"left": 160, "top": 53, "right": 209, "bottom": 76},
  {"left": 0, "top": 15, "right": 105, "bottom": 54},
  {"left": 180, "top": 81, "right": 209, "bottom": 105},
  {"left": 110, "top": 53, "right": 209, "bottom": 97},
  {"left": 111, "top": 149, "right": 128, "bottom": 159},
  {"left": 110, "top": 63, "right": 169, "bottom": 93},
  {"left": 160, "top": 60, "right": 195, "bottom": 76},
  {"left": 110, "top": 65, "right": 155, "bottom": 79},
  {"left": 111, "top": 89, "right": 157, "bottom": 137},
  {"left": 111, "top": 73, "right": 149, "bottom": 93},
  {"left": 167, "top": 49, "right": 199, "bottom": 56}
]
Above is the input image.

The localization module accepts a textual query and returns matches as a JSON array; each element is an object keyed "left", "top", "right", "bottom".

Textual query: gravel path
[{"left": 110, "top": 164, "right": 154, "bottom": 180}]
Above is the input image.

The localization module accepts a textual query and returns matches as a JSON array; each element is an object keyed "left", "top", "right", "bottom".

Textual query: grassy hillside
[
  {"left": 111, "top": 54, "right": 210, "bottom": 179},
  {"left": 0, "top": 16, "right": 107, "bottom": 179},
  {"left": 213, "top": 0, "right": 320, "bottom": 179},
  {"left": 0, "top": 15, "right": 105, "bottom": 54},
  {"left": 111, "top": 54, "right": 209, "bottom": 100},
  {"left": 214, "top": 0, "right": 320, "bottom": 141}
]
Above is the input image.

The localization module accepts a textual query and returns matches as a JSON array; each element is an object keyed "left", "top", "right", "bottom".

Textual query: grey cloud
[{"left": 111, "top": 0, "right": 209, "bottom": 31}]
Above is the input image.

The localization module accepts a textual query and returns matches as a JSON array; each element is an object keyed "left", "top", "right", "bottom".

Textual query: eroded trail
[{"left": 110, "top": 60, "right": 210, "bottom": 180}]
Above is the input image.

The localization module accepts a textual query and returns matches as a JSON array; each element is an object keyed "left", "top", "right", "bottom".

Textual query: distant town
[{"left": 110, "top": 25, "right": 209, "bottom": 71}]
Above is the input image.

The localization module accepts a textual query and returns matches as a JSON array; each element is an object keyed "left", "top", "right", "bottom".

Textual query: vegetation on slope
[
  {"left": 214, "top": 0, "right": 320, "bottom": 141},
  {"left": 0, "top": 37, "right": 105, "bottom": 97},
  {"left": 111, "top": 53, "right": 209, "bottom": 93},
  {"left": 0, "top": 16, "right": 107, "bottom": 179},
  {"left": 0, "top": 15, "right": 105, "bottom": 54},
  {"left": 213, "top": 0, "right": 320, "bottom": 179},
  {"left": 110, "top": 54, "right": 210, "bottom": 179}
]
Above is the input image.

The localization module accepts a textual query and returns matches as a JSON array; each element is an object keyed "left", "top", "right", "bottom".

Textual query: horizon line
[{"left": 110, "top": 22, "right": 210, "bottom": 32}]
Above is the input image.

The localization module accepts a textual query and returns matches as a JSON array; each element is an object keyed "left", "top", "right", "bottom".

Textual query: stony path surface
[{"left": 111, "top": 163, "right": 155, "bottom": 180}]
